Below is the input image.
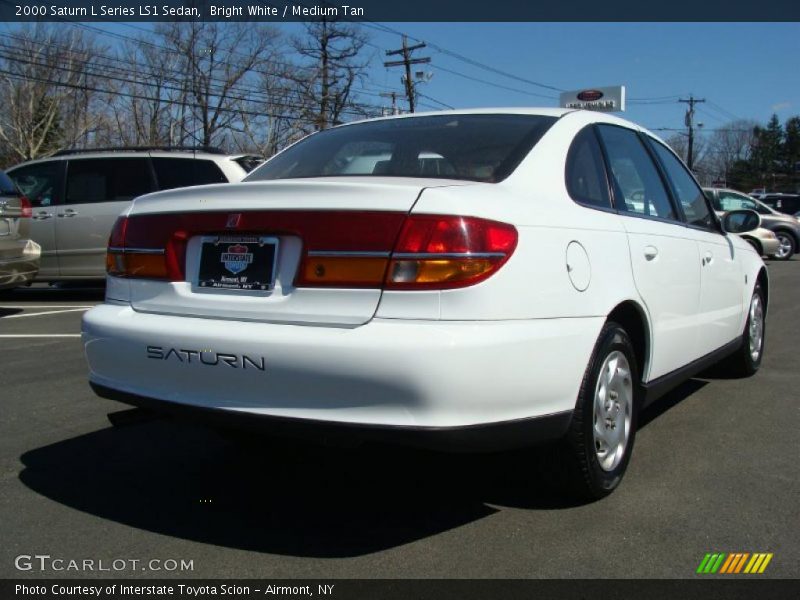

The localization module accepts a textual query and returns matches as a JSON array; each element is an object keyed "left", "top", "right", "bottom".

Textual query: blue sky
[
  {"left": 7, "top": 20, "right": 798, "bottom": 135},
  {"left": 360, "top": 22, "right": 800, "bottom": 132}
]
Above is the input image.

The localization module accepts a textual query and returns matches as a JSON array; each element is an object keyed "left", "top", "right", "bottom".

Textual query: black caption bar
[
  {"left": 0, "top": 0, "right": 799, "bottom": 22},
  {"left": 4, "top": 579, "right": 800, "bottom": 600}
]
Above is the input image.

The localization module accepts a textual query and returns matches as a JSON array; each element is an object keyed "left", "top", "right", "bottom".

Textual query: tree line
[
  {"left": 666, "top": 114, "right": 800, "bottom": 193},
  {"left": 0, "top": 21, "right": 374, "bottom": 168}
]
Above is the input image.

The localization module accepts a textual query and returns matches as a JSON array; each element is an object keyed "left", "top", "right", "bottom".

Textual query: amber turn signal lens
[
  {"left": 106, "top": 251, "right": 169, "bottom": 279},
  {"left": 300, "top": 257, "right": 388, "bottom": 287}
]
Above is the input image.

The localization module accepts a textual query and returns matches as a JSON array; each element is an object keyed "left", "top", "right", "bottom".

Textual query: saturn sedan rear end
[{"left": 83, "top": 109, "right": 767, "bottom": 499}]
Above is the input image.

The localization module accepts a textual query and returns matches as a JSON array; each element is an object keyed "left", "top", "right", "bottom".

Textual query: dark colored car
[
  {"left": 704, "top": 187, "right": 800, "bottom": 260},
  {"left": 758, "top": 193, "right": 800, "bottom": 216}
]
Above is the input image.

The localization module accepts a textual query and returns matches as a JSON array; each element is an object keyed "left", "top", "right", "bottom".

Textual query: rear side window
[
  {"left": 66, "top": 158, "right": 155, "bottom": 205},
  {"left": 0, "top": 171, "right": 19, "bottom": 195},
  {"left": 718, "top": 191, "right": 758, "bottom": 212},
  {"left": 152, "top": 158, "right": 228, "bottom": 190},
  {"left": 8, "top": 161, "right": 64, "bottom": 207},
  {"left": 566, "top": 127, "right": 611, "bottom": 209},
  {"left": 596, "top": 125, "right": 677, "bottom": 221},
  {"left": 648, "top": 141, "right": 714, "bottom": 230}
]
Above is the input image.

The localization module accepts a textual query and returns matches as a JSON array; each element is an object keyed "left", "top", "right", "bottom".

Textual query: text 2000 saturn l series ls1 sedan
[{"left": 82, "top": 109, "right": 768, "bottom": 499}]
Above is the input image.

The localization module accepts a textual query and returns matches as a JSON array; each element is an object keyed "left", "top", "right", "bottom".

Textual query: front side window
[
  {"left": 648, "top": 141, "right": 715, "bottom": 230},
  {"left": 246, "top": 114, "right": 558, "bottom": 183},
  {"left": 66, "top": 158, "right": 154, "bottom": 205},
  {"left": 565, "top": 127, "right": 611, "bottom": 209},
  {"left": 595, "top": 125, "right": 677, "bottom": 220},
  {"left": 8, "top": 161, "right": 64, "bottom": 207}
]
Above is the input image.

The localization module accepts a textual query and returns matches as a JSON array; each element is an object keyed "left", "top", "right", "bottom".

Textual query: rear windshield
[
  {"left": 0, "top": 170, "right": 19, "bottom": 195},
  {"left": 245, "top": 114, "right": 558, "bottom": 183}
]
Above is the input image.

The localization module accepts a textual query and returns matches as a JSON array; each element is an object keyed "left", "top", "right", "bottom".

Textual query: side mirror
[{"left": 722, "top": 209, "right": 760, "bottom": 234}]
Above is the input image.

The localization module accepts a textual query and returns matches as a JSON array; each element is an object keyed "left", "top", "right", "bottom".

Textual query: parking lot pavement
[{"left": 1, "top": 266, "right": 798, "bottom": 579}]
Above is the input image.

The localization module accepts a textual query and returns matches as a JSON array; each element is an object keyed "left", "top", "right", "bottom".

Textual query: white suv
[{"left": 7, "top": 147, "right": 260, "bottom": 281}]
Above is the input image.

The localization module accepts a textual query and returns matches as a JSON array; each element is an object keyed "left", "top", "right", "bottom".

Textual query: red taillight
[
  {"left": 19, "top": 196, "right": 32, "bottom": 218},
  {"left": 385, "top": 215, "right": 517, "bottom": 290},
  {"left": 104, "top": 211, "right": 517, "bottom": 290},
  {"left": 106, "top": 215, "right": 174, "bottom": 280}
]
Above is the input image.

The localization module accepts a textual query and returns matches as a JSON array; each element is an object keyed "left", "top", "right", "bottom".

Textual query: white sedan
[{"left": 82, "top": 109, "right": 767, "bottom": 499}]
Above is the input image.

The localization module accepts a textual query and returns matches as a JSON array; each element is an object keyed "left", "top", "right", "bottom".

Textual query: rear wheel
[
  {"left": 773, "top": 231, "right": 795, "bottom": 260},
  {"left": 561, "top": 322, "right": 639, "bottom": 500}
]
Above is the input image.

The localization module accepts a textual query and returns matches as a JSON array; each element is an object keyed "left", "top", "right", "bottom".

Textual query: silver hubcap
[
  {"left": 749, "top": 294, "right": 764, "bottom": 362},
  {"left": 775, "top": 234, "right": 793, "bottom": 259},
  {"left": 592, "top": 351, "right": 633, "bottom": 472}
]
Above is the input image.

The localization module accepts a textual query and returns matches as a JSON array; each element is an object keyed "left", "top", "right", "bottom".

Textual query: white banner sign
[{"left": 559, "top": 86, "right": 626, "bottom": 112}]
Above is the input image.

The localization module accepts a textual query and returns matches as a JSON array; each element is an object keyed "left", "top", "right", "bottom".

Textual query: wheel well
[
  {"left": 607, "top": 302, "right": 649, "bottom": 381},
  {"left": 773, "top": 227, "right": 798, "bottom": 246},
  {"left": 757, "top": 268, "right": 769, "bottom": 317},
  {"left": 741, "top": 235, "right": 762, "bottom": 254}
]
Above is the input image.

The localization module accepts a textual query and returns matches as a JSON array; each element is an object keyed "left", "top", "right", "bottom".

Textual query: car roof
[
  {"left": 7, "top": 150, "right": 242, "bottom": 171},
  {"left": 335, "top": 107, "right": 661, "bottom": 142}
]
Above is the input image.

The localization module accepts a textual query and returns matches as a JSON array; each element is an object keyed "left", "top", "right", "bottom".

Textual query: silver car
[
  {"left": 0, "top": 170, "right": 41, "bottom": 289},
  {"left": 6, "top": 148, "right": 259, "bottom": 281},
  {"left": 704, "top": 187, "right": 800, "bottom": 260}
]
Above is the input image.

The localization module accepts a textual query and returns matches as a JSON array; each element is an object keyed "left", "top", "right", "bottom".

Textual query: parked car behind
[
  {"left": 83, "top": 109, "right": 767, "bottom": 501},
  {"left": 0, "top": 169, "right": 40, "bottom": 289},
  {"left": 758, "top": 193, "right": 800, "bottom": 216},
  {"left": 704, "top": 187, "right": 800, "bottom": 260},
  {"left": 6, "top": 147, "right": 260, "bottom": 282}
]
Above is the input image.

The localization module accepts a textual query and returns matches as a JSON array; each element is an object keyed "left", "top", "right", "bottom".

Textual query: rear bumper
[
  {"left": 760, "top": 237, "right": 780, "bottom": 256},
  {"left": 83, "top": 304, "right": 603, "bottom": 445},
  {"left": 92, "top": 382, "right": 572, "bottom": 452},
  {"left": 0, "top": 240, "right": 40, "bottom": 289}
]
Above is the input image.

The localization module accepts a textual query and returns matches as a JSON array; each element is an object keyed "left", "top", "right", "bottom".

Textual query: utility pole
[
  {"left": 679, "top": 95, "right": 705, "bottom": 170},
  {"left": 384, "top": 36, "right": 430, "bottom": 113},
  {"left": 380, "top": 91, "right": 400, "bottom": 115}
]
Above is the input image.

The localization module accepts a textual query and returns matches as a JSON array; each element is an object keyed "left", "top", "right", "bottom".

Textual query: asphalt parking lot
[{"left": 1, "top": 266, "right": 798, "bottom": 580}]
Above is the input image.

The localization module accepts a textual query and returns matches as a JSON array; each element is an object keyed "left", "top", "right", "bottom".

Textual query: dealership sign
[{"left": 559, "top": 86, "right": 626, "bottom": 112}]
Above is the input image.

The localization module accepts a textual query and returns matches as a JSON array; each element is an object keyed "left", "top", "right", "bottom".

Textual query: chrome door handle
[
  {"left": 58, "top": 209, "right": 78, "bottom": 218},
  {"left": 33, "top": 211, "right": 53, "bottom": 220},
  {"left": 643, "top": 246, "right": 659, "bottom": 260}
]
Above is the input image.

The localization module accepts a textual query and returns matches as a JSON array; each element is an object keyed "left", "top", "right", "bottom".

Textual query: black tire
[
  {"left": 560, "top": 322, "right": 640, "bottom": 501},
  {"left": 718, "top": 283, "right": 766, "bottom": 377},
  {"left": 773, "top": 230, "right": 795, "bottom": 260}
]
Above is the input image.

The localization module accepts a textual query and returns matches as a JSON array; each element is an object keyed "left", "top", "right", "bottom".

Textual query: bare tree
[
  {"left": 292, "top": 18, "right": 370, "bottom": 131},
  {"left": 704, "top": 120, "right": 758, "bottom": 185},
  {"left": 159, "top": 22, "right": 280, "bottom": 148},
  {"left": 665, "top": 132, "right": 713, "bottom": 183},
  {"left": 0, "top": 25, "right": 108, "bottom": 162},
  {"left": 108, "top": 40, "right": 187, "bottom": 147}
]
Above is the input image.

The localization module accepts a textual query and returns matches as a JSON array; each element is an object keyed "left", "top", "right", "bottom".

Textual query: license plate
[{"left": 197, "top": 235, "right": 278, "bottom": 291}]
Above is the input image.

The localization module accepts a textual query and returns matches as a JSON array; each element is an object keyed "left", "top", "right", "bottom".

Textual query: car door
[
  {"left": 648, "top": 140, "right": 743, "bottom": 357},
  {"left": 58, "top": 157, "right": 156, "bottom": 278},
  {"left": 6, "top": 160, "right": 65, "bottom": 279},
  {"left": 595, "top": 124, "right": 702, "bottom": 380}
]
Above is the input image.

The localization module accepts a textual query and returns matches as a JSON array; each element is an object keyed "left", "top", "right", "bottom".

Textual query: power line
[{"left": 431, "top": 63, "right": 557, "bottom": 100}]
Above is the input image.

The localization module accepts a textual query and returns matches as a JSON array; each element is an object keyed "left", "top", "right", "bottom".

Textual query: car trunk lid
[{"left": 124, "top": 178, "right": 472, "bottom": 326}]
